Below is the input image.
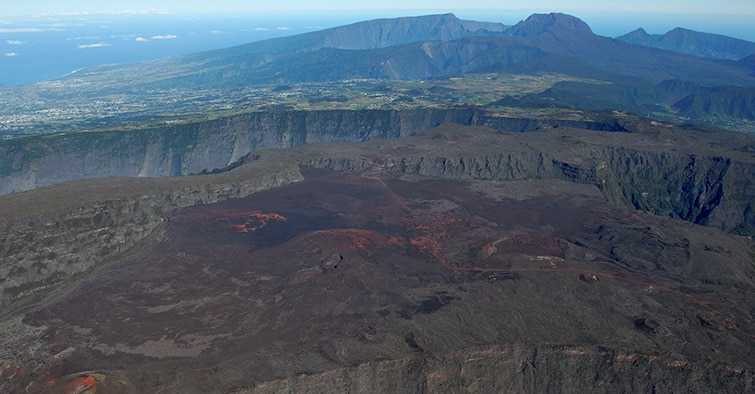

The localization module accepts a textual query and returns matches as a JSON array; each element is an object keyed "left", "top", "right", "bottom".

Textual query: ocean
[{"left": 0, "top": 13, "right": 361, "bottom": 87}]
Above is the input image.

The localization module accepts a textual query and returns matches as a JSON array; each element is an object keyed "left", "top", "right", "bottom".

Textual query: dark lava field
[{"left": 7, "top": 167, "right": 753, "bottom": 392}]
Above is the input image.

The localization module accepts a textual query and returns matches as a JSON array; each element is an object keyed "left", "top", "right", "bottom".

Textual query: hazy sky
[
  {"left": 1, "top": 0, "right": 754, "bottom": 40},
  {"left": 2, "top": 0, "right": 753, "bottom": 16}
]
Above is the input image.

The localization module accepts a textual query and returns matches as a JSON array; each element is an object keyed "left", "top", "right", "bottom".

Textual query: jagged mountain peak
[
  {"left": 662, "top": 27, "right": 698, "bottom": 41},
  {"left": 616, "top": 28, "right": 655, "bottom": 45},
  {"left": 622, "top": 27, "right": 652, "bottom": 39},
  {"left": 509, "top": 13, "right": 593, "bottom": 37},
  {"left": 666, "top": 27, "right": 687, "bottom": 34}
]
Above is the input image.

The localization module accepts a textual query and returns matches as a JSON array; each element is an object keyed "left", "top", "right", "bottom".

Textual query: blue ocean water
[{"left": 0, "top": 13, "right": 361, "bottom": 87}]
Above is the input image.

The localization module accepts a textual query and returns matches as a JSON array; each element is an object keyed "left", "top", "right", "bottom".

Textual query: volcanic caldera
[{"left": 5, "top": 162, "right": 753, "bottom": 392}]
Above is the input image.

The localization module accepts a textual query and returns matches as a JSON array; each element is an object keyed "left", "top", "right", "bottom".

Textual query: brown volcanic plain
[{"left": 0, "top": 122, "right": 754, "bottom": 393}]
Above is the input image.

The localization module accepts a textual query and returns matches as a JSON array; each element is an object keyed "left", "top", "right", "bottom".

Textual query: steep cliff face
[
  {"left": 393, "top": 153, "right": 554, "bottom": 180},
  {"left": 306, "top": 146, "right": 753, "bottom": 234},
  {"left": 530, "top": 144, "right": 750, "bottom": 234},
  {"left": 0, "top": 108, "right": 632, "bottom": 195},
  {"left": 0, "top": 109, "right": 474, "bottom": 194},
  {"left": 571, "top": 150, "right": 748, "bottom": 233},
  {"left": 593, "top": 149, "right": 750, "bottom": 232},
  {"left": 249, "top": 345, "right": 752, "bottom": 393}
]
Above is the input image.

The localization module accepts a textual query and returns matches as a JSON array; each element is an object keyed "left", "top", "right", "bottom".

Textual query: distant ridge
[
  {"left": 27, "top": 13, "right": 752, "bottom": 89},
  {"left": 618, "top": 28, "right": 657, "bottom": 46},
  {"left": 672, "top": 85, "right": 755, "bottom": 119},
  {"left": 618, "top": 27, "right": 755, "bottom": 60},
  {"left": 124, "top": 12, "right": 753, "bottom": 89},
  {"left": 508, "top": 12, "right": 593, "bottom": 38},
  {"left": 204, "top": 13, "right": 508, "bottom": 55}
]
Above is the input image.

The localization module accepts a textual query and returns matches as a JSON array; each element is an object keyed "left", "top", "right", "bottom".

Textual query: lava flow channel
[{"left": 224, "top": 210, "right": 287, "bottom": 233}]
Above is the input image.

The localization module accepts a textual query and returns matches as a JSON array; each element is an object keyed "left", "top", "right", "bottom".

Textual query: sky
[
  {"left": 1, "top": 0, "right": 754, "bottom": 40},
  {"left": 0, "top": 0, "right": 752, "bottom": 15}
]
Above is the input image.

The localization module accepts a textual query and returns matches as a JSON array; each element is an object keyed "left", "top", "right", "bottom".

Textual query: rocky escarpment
[
  {"left": 0, "top": 109, "right": 471, "bottom": 195},
  {"left": 0, "top": 158, "right": 303, "bottom": 309},
  {"left": 0, "top": 108, "right": 628, "bottom": 195},
  {"left": 593, "top": 149, "right": 752, "bottom": 233},
  {"left": 306, "top": 142, "right": 754, "bottom": 235},
  {"left": 551, "top": 148, "right": 753, "bottom": 234},
  {"left": 248, "top": 345, "right": 752, "bottom": 393},
  {"left": 306, "top": 153, "right": 553, "bottom": 181}
]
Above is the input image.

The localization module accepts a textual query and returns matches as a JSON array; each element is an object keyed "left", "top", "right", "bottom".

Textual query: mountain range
[
  {"left": 69, "top": 13, "right": 754, "bottom": 88},
  {"left": 617, "top": 27, "right": 755, "bottom": 60},
  {"left": 8, "top": 12, "right": 755, "bottom": 133}
]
